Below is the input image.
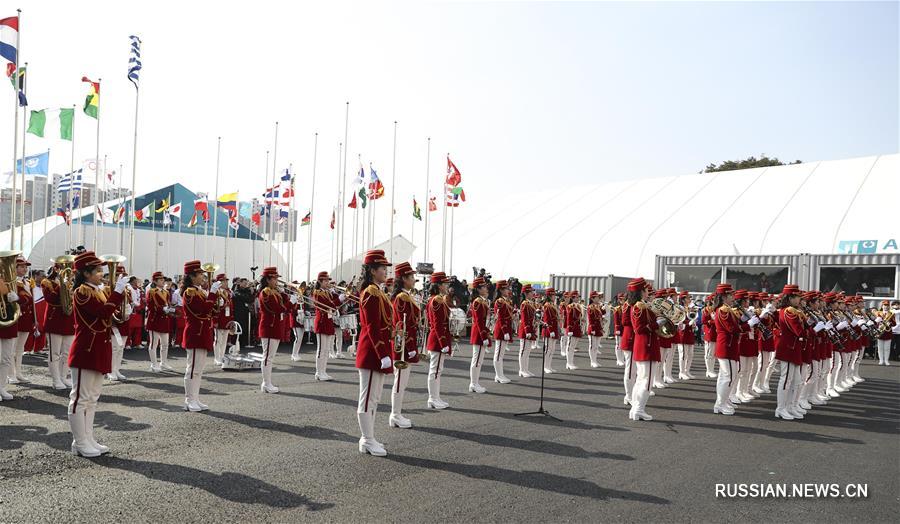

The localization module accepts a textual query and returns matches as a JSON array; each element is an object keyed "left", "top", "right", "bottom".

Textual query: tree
[{"left": 703, "top": 155, "right": 801, "bottom": 173}]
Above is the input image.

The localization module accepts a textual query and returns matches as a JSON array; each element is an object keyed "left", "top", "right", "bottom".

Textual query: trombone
[
  {"left": 333, "top": 285, "right": 361, "bottom": 304},
  {"left": 280, "top": 280, "right": 340, "bottom": 316}
]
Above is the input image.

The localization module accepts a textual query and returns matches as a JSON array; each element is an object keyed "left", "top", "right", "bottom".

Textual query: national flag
[
  {"left": 194, "top": 195, "right": 209, "bottom": 221},
  {"left": 358, "top": 187, "right": 368, "bottom": 209},
  {"left": 95, "top": 205, "right": 113, "bottom": 224},
  {"left": 7, "top": 64, "right": 26, "bottom": 106},
  {"left": 15, "top": 151, "right": 49, "bottom": 175},
  {"left": 368, "top": 164, "right": 384, "bottom": 199},
  {"left": 301, "top": 212, "right": 311, "bottom": 226},
  {"left": 58, "top": 169, "right": 84, "bottom": 192},
  {"left": 56, "top": 207, "right": 71, "bottom": 225},
  {"left": 163, "top": 211, "right": 172, "bottom": 226},
  {"left": 446, "top": 156, "right": 462, "bottom": 187},
  {"left": 1, "top": 16, "right": 19, "bottom": 67},
  {"left": 155, "top": 199, "right": 169, "bottom": 213},
  {"left": 113, "top": 205, "right": 126, "bottom": 224},
  {"left": 277, "top": 207, "right": 289, "bottom": 224},
  {"left": 106, "top": 168, "right": 116, "bottom": 183},
  {"left": 413, "top": 197, "right": 422, "bottom": 220},
  {"left": 238, "top": 201, "right": 252, "bottom": 219},
  {"left": 262, "top": 185, "right": 279, "bottom": 202},
  {"left": 329, "top": 209, "right": 335, "bottom": 229},
  {"left": 71, "top": 190, "right": 80, "bottom": 208},
  {"left": 229, "top": 218, "right": 239, "bottom": 231},
  {"left": 217, "top": 192, "right": 238, "bottom": 217},
  {"left": 251, "top": 212, "right": 261, "bottom": 226},
  {"left": 186, "top": 211, "right": 198, "bottom": 228},
  {"left": 168, "top": 202, "right": 182, "bottom": 219},
  {"left": 355, "top": 161, "right": 365, "bottom": 185},
  {"left": 81, "top": 77, "right": 99, "bottom": 119},
  {"left": 127, "top": 35, "right": 142, "bottom": 89},
  {"left": 446, "top": 186, "right": 466, "bottom": 207},
  {"left": 27, "top": 108, "right": 74, "bottom": 140},
  {"left": 348, "top": 192, "right": 357, "bottom": 209},
  {"left": 428, "top": 196, "right": 437, "bottom": 212},
  {"left": 135, "top": 203, "right": 151, "bottom": 222}
]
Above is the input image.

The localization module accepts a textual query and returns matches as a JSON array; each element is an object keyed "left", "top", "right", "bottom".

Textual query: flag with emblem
[
  {"left": 413, "top": 197, "right": 421, "bottom": 220},
  {"left": 81, "top": 77, "right": 99, "bottom": 118},
  {"left": 301, "top": 211, "right": 311, "bottom": 226},
  {"left": 446, "top": 156, "right": 462, "bottom": 187}
]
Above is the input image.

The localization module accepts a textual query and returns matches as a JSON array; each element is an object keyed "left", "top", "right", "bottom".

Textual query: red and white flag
[{"left": 446, "top": 156, "right": 462, "bottom": 187}]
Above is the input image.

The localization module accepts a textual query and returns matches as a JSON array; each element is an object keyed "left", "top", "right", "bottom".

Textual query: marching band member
[
  {"left": 146, "top": 271, "right": 174, "bottom": 372},
  {"left": 621, "top": 281, "right": 641, "bottom": 406},
  {"left": 875, "top": 299, "right": 895, "bottom": 365},
  {"left": 558, "top": 292, "right": 571, "bottom": 359},
  {"left": 290, "top": 282, "right": 305, "bottom": 362},
  {"left": 652, "top": 289, "right": 671, "bottom": 388},
  {"left": 9, "top": 257, "right": 34, "bottom": 384},
  {"left": 733, "top": 289, "right": 758, "bottom": 403},
  {"left": 805, "top": 292, "right": 828, "bottom": 406},
  {"left": 848, "top": 296, "right": 866, "bottom": 384},
  {"left": 425, "top": 271, "right": 451, "bottom": 409},
  {"left": 564, "top": 291, "right": 583, "bottom": 371},
  {"left": 355, "top": 250, "right": 393, "bottom": 456},
  {"left": 835, "top": 295, "right": 857, "bottom": 390},
  {"left": 713, "top": 284, "right": 739, "bottom": 415},
  {"left": 42, "top": 263, "right": 76, "bottom": 389},
  {"left": 612, "top": 293, "right": 626, "bottom": 366},
  {"left": 67, "top": 251, "right": 126, "bottom": 456},
  {"left": 181, "top": 260, "right": 221, "bottom": 412},
  {"left": 774, "top": 284, "right": 805, "bottom": 420},
  {"left": 517, "top": 284, "right": 537, "bottom": 377},
  {"left": 754, "top": 293, "right": 777, "bottom": 394},
  {"left": 468, "top": 276, "right": 491, "bottom": 392},
  {"left": 258, "top": 267, "right": 293, "bottom": 393},
  {"left": 0, "top": 268, "right": 22, "bottom": 400},
  {"left": 312, "top": 272, "right": 341, "bottom": 381},
  {"left": 629, "top": 279, "right": 659, "bottom": 421},
  {"left": 541, "top": 288, "right": 560, "bottom": 374},
  {"left": 213, "top": 274, "right": 234, "bottom": 366},
  {"left": 492, "top": 280, "right": 515, "bottom": 383},
  {"left": 389, "top": 262, "right": 419, "bottom": 428},
  {"left": 125, "top": 277, "right": 144, "bottom": 350},
  {"left": 107, "top": 266, "right": 132, "bottom": 381},
  {"left": 586, "top": 291, "right": 604, "bottom": 368},
  {"left": 676, "top": 291, "right": 696, "bottom": 380},
  {"left": 702, "top": 294, "right": 718, "bottom": 378}
]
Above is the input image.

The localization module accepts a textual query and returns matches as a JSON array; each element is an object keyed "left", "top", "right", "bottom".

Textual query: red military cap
[
  {"left": 430, "top": 271, "right": 449, "bottom": 284},
  {"left": 626, "top": 277, "right": 647, "bottom": 292},
  {"left": 262, "top": 266, "right": 280, "bottom": 278},
  {"left": 152, "top": 271, "right": 164, "bottom": 280},
  {"left": 678, "top": 290, "right": 689, "bottom": 298},
  {"left": 589, "top": 291, "right": 601, "bottom": 298},
  {"left": 394, "top": 261, "right": 415, "bottom": 278},
  {"left": 215, "top": 273, "right": 228, "bottom": 281},
  {"left": 317, "top": 271, "right": 330, "bottom": 281},
  {"left": 733, "top": 289, "right": 748, "bottom": 300},
  {"left": 803, "top": 291, "right": 819, "bottom": 302},
  {"left": 881, "top": 299, "right": 890, "bottom": 306},
  {"left": 781, "top": 284, "right": 799, "bottom": 295},
  {"left": 385, "top": 277, "right": 394, "bottom": 288},
  {"left": 184, "top": 260, "right": 202, "bottom": 274},
  {"left": 15, "top": 256, "right": 31, "bottom": 267},
  {"left": 73, "top": 251, "right": 103, "bottom": 272},
  {"left": 715, "top": 283, "right": 733, "bottom": 295},
  {"left": 115, "top": 265, "right": 127, "bottom": 276},
  {"left": 522, "top": 284, "right": 534, "bottom": 294},
  {"left": 654, "top": 289, "right": 667, "bottom": 298},
  {"left": 363, "top": 249, "right": 391, "bottom": 266},
  {"left": 471, "top": 276, "right": 486, "bottom": 288},
  {"left": 495, "top": 280, "right": 509, "bottom": 290},
  {"left": 544, "top": 287, "right": 556, "bottom": 295}
]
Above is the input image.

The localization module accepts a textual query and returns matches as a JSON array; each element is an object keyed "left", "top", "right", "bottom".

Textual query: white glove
[
  {"left": 836, "top": 320, "right": 849, "bottom": 330},
  {"left": 759, "top": 310, "right": 770, "bottom": 319},
  {"left": 825, "top": 321, "right": 834, "bottom": 330},
  {"left": 289, "top": 295, "right": 298, "bottom": 304},
  {"left": 380, "top": 356, "right": 391, "bottom": 369},
  {"left": 851, "top": 318, "right": 859, "bottom": 327},
  {"left": 806, "top": 316, "right": 817, "bottom": 326},
  {"left": 566, "top": 332, "right": 573, "bottom": 336},
  {"left": 503, "top": 333, "right": 510, "bottom": 341},
  {"left": 6, "top": 291, "right": 18, "bottom": 302},
  {"left": 550, "top": 332, "right": 556, "bottom": 338},
  {"left": 748, "top": 317, "right": 760, "bottom": 327},
  {"left": 875, "top": 317, "right": 883, "bottom": 323},
  {"left": 441, "top": 346, "right": 449, "bottom": 354},
  {"left": 164, "top": 306, "right": 174, "bottom": 314},
  {"left": 747, "top": 306, "right": 756, "bottom": 314},
  {"left": 813, "top": 321, "right": 826, "bottom": 333},
  {"left": 328, "top": 313, "right": 335, "bottom": 320},
  {"left": 867, "top": 320, "right": 874, "bottom": 326},
  {"left": 525, "top": 334, "right": 532, "bottom": 340},
  {"left": 114, "top": 276, "right": 128, "bottom": 294},
  {"left": 210, "top": 281, "right": 222, "bottom": 293},
  {"left": 408, "top": 350, "right": 417, "bottom": 358},
  {"left": 338, "top": 293, "right": 346, "bottom": 302},
  {"left": 711, "top": 313, "right": 716, "bottom": 320},
  {"left": 483, "top": 339, "right": 490, "bottom": 347}
]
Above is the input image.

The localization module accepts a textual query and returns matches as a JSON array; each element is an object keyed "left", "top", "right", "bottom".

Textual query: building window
[
  {"left": 725, "top": 266, "right": 789, "bottom": 293},
  {"left": 819, "top": 266, "right": 897, "bottom": 297},
  {"left": 666, "top": 266, "right": 722, "bottom": 293}
]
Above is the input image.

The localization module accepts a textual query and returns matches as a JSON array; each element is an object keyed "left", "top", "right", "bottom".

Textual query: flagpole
[
  {"left": 424, "top": 137, "right": 431, "bottom": 263},
  {"left": 152, "top": 199, "right": 158, "bottom": 270},
  {"left": 19, "top": 62, "right": 28, "bottom": 254},
  {"left": 224, "top": 204, "right": 230, "bottom": 275},
  {"left": 263, "top": 149, "right": 270, "bottom": 267},
  {"left": 306, "top": 133, "right": 317, "bottom": 282},
  {"left": 441, "top": 176, "right": 447, "bottom": 272},
  {"left": 289, "top": 163, "right": 296, "bottom": 280},
  {"left": 270, "top": 121, "right": 278, "bottom": 269},
  {"left": 69, "top": 104, "right": 76, "bottom": 251},
  {"left": 450, "top": 205, "right": 455, "bottom": 275},
  {"left": 212, "top": 136, "right": 221, "bottom": 263},
  {"left": 92, "top": 78, "right": 101, "bottom": 252},
  {"left": 335, "top": 141, "right": 342, "bottom": 278},
  {"left": 339, "top": 102, "right": 349, "bottom": 281},
  {"left": 9, "top": 9, "right": 21, "bottom": 251},
  {"left": 389, "top": 121, "right": 397, "bottom": 262},
  {"left": 97, "top": 153, "right": 106, "bottom": 255},
  {"left": 118, "top": 162, "right": 124, "bottom": 254},
  {"left": 128, "top": 75, "right": 140, "bottom": 273}
]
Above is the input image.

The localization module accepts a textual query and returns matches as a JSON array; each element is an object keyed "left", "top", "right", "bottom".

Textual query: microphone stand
[{"left": 515, "top": 317, "right": 560, "bottom": 421}]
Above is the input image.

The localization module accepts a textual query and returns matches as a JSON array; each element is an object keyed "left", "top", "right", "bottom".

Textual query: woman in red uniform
[
  {"left": 312, "top": 271, "right": 341, "bottom": 381},
  {"left": 558, "top": 292, "right": 571, "bottom": 359},
  {"left": 702, "top": 294, "right": 718, "bottom": 378},
  {"left": 212, "top": 274, "right": 234, "bottom": 366},
  {"left": 258, "top": 267, "right": 293, "bottom": 393},
  {"left": 733, "top": 290, "right": 758, "bottom": 403},
  {"left": 621, "top": 281, "right": 642, "bottom": 406},
  {"left": 713, "top": 284, "right": 739, "bottom": 415},
  {"left": 67, "top": 251, "right": 126, "bottom": 457},
  {"left": 774, "top": 284, "right": 805, "bottom": 420},
  {"left": 107, "top": 265, "right": 132, "bottom": 381},
  {"left": 181, "top": 260, "right": 220, "bottom": 412},
  {"left": 629, "top": 280, "right": 658, "bottom": 421},
  {"left": 146, "top": 271, "right": 173, "bottom": 372},
  {"left": 586, "top": 291, "right": 604, "bottom": 368},
  {"left": 676, "top": 291, "right": 696, "bottom": 380},
  {"left": 754, "top": 293, "right": 777, "bottom": 393},
  {"left": 8, "top": 258, "right": 34, "bottom": 384},
  {"left": 540, "top": 288, "right": 560, "bottom": 374},
  {"left": 564, "top": 291, "right": 583, "bottom": 371},
  {"left": 425, "top": 271, "right": 451, "bottom": 409},
  {"left": 492, "top": 280, "right": 515, "bottom": 383},
  {"left": 517, "top": 284, "right": 537, "bottom": 377},
  {"left": 354, "top": 250, "right": 393, "bottom": 456},
  {"left": 468, "top": 277, "right": 491, "bottom": 392},
  {"left": 613, "top": 293, "right": 626, "bottom": 366},
  {"left": 42, "top": 262, "right": 76, "bottom": 389},
  {"left": 388, "top": 262, "right": 419, "bottom": 428}
]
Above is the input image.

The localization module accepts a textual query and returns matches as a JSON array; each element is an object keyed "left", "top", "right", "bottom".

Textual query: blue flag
[
  {"left": 238, "top": 201, "right": 252, "bottom": 219},
  {"left": 15, "top": 151, "right": 50, "bottom": 175}
]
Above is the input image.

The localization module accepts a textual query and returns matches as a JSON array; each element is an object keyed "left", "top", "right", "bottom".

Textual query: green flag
[
  {"left": 413, "top": 197, "right": 422, "bottom": 220},
  {"left": 358, "top": 187, "right": 368, "bottom": 209},
  {"left": 27, "top": 108, "right": 75, "bottom": 141}
]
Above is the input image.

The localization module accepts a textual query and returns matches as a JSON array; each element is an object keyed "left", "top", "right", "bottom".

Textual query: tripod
[{"left": 514, "top": 335, "right": 560, "bottom": 421}]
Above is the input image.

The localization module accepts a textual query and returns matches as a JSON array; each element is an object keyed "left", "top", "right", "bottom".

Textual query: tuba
[
  {"left": 54, "top": 254, "right": 76, "bottom": 316},
  {"left": 0, "top": 250, "right": 22, "bottom": 327},
  {"left": 99, "top": 254, "right": 128, "bottom": 323}
]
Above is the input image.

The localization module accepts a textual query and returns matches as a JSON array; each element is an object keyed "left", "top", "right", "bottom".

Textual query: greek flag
[
  {"left": 127, "top": 35, "right": 142, "bottom": 89},
  {"left": 58, "top": 169, "right": 84, "bottom": 192}
]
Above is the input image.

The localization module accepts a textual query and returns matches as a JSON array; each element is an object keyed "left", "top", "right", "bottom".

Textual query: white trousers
[
  {"left": 110, "top": 327, "right": 125, "bottom": 377},
  {"left": 877, "top": 340, "right": 891, "bottom": 364},
  {"left": 662, "top": 345, "right": 675, "bottom": 381},
  {"left": 183, "top": 349, "right": 208, "bottom": 404},
  {"left": 614, "top": 335, "right": 624, "bottom": 365},
  {"left": 9, "top": 331, "right": 28, "bottom": 380},
  {"left": 801, "top": 361, "right": 819, "bottom": 401},
  {"left": 704, "top": 341, "right": 717, "bottom": 376},
  {"left": 292, "top": 327, "right": 304, "bottom": 358},
  {"left": 48, "top": 333, "right": 75, "bottom": 386},
  {"left": 333, "top": 328, "right": 343, "bottom": 356},
  {"left": 470, "top": 343, "right": 488, "bottom": 386},
  {"left": 588, "top": 335, "right": 601, "bottom": 366},
  {"left": 260, "top": 338, "right": 279, "bottom": 388},
  {"left": 391, "top": 364, "right": 411, "bottom": 416},
  {"left": 630, "top": 361, "right": 653, "bottom": 414},
  {"left": 565, "top": 336, "right": 579, "bottom": 368},
  {"left": 67, "top": 367, "right": 105, "bottom": 449},
  {"left": 715, "top": 358, "right": 736, "bottom": 408},
  {"left": 149, "top": 331, "right": 171, "bottom": 367},
  {"left": 653, "top": 348, "right": 666, "bottom": 386},
  {"left": 677, "top": 343, "right": 693, "bottom": 377},
  {"left": 826, "top": 353, "right": 841, "bottom": 391},
  {"left": 623, "top": 349, "right": 635, "bottom": 401},
  {"left": 427, "top": 350, "right": 445, "bottom": 402},
  {"left": 518, "top": 338, "right": 533, "bottom": 375},
  {"left": 315, "top": 334, "right": 334, "bottom": 376},
  {"left": 214, "top": 329, "right": 230, "bottom": 363},
  {"left": 357, "top": 369, "right": 386, "bottom": 443},
  {"left": 755, "top": 351, "right": 773, "bottom": 390},
  {"left": 543, "top": 338, "right": 558, "bottom": 371},
  {"left": 493, "top": 339, "right": 510, "bottom": 379},
  {"left": 736, "top": 355, "right": 754, "bottom": 397},
  {"left": 0, "top": 337, "right": 14, "bottom": 395},
  {"left": 776, "top": 360, "right": 801, "bottom": 413}
]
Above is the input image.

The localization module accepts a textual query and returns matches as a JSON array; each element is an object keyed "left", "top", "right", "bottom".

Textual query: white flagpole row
[
  {"left": 306, "top": 132, "right": 317, "bottom": 282},
  {"left": 9, "top": 9, "right": 21, "bottom": 251},
  {"left": 389, "top": 120, "right": 397, "bottom": 262}
]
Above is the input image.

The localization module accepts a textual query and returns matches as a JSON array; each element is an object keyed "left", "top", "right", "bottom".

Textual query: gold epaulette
[{"left": 633, "top": 301, "right": 646, "bottom": 311}]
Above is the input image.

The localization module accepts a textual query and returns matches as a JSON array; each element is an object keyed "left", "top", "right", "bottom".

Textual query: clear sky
[{"left": 2, "top": 0, "right": 897, "bottom": 207}]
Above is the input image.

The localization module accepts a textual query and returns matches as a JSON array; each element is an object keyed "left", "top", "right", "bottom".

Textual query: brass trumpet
[
  {"left": 393, "top": 314, "right": 408, "bottom": 370},
  {"left": 99, "top": 254, "right": 128, "bottom": 323},
  {"left": 54, "top": 254, "right": 76, "bottom": 315},
  {"left": 333, "top": 285, "right": 361, "bottom": 304},
  {"left": 0, "top": 250, "right": 22, "bottom": 327}
]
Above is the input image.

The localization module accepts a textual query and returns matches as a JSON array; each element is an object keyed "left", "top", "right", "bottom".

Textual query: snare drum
[
  {"left": 449, "top": 308, "right": 467, "bottom": 336},
  {"left": 338, "top": 314, "right": 358, "bottom": 331}
]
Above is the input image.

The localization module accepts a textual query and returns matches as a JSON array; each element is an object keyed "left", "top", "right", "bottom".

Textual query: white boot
[
  {"left": 315, "top": 336, "right": 333, "bottom": 381},
  {"left": 84, "top": 408, "right": 110, "bottom": 454},
  {"left": 493, "top": 341, "right": 510, "bottom": 383},
  {"left": 261, "top": 363, "right": 279, "bottom": 393},
  {"left": 565, "top": 338, "right": 578, "bottom": 370},
  {"left": 68, "top": 411, "right": 101, "bottom": 457},
  {"left": 357, "top": 412, "right": 387, "bottom": 456},
  {"left": 49, "top": 356, "right": 66, "bottom": 390}
]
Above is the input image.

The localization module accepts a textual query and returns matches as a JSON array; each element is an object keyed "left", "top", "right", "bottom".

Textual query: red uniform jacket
[
  {"left": 356, "top": 284, "right": 393, "bottom": 373},
  {"left": 215, "top": 290, "right": 235, "bottom": 330},
  {"left": 631, "top": 301, "right": 660, "bottom": 362},
  {"left": 613, "top": 305, "right": 623, "bottom": 336},
  {"left": 492, "top": 297, "right": 514, "bottom": 341},
  {"left": 587, "top": 304, "right": 604, "bottom": 337},
  {"left": 41, "top": 278, "right": 75, "bottom": 336},
  {"left": 67, "top": 284, "right": 124, "bottom": 374},
  {"left": 702, "top": 306, "right": 717, "bottom": 342},
  {"left": 619, "top": 303, "right": 633, "bottom": 350},
  {"left": 127, "top": 286, "right": 145, "bottom": 330},
  {"left": 312, "top": 289, "right": 339, "bottom": 335},
  {"left": 680, "top": 317, "right": 696, "bottom": 345},
  {"left": 774, "top": 306, "right": 804, "bottom": 365},
  {"left": 518, "top": 301, "right": 536, "bottom": 339},
  {"left": 714, "top": 305, "right": 740, "bottom": 361},
  {"left": 181, "top": 286, "right": 217, "bottom": 350},
  {"left": 758, "top": 314, "right": 776, "bottom": 352},
  {"left": 392, "top": 290, "right": 420, "bottom": 364},
  {"left": 877, "top": 312, "right": 895, "bottom": 342},
  {"left": 469, "top": 297, "right": 491, "bottom": 345},
  {"left": 541, "top": 303, "right": 560, "bottom": 340},
  {"left": 146, "top": 287, "right": 171, "bottom": 333},
  {"left": 739, "top": 318, "right": 759, "bottom": 357},
  {"left": 426, "top": 295, "right": 451, "bottom": 353},
  {"left": 565, "top": 304, "right": 584, "bottom": 338},
  {"left": 16, "top": 280, "right": 35, "bottom": 333},
  {"left": 258, "top": 288, "right": 290, "bottom": 340}
]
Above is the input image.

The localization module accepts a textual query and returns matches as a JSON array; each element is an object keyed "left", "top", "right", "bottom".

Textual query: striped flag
[
  {"left": 127, "top": 35, "right": 141, "bottom": 89},
  {"left": 58, "top": 169, "right": 84, "bottom": 192},
  {"left": 186, "top": 211, "right": 198, "bottom": 228},
  {"left": 81, "top": 77, "right": 99, "bottom": 119}
]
